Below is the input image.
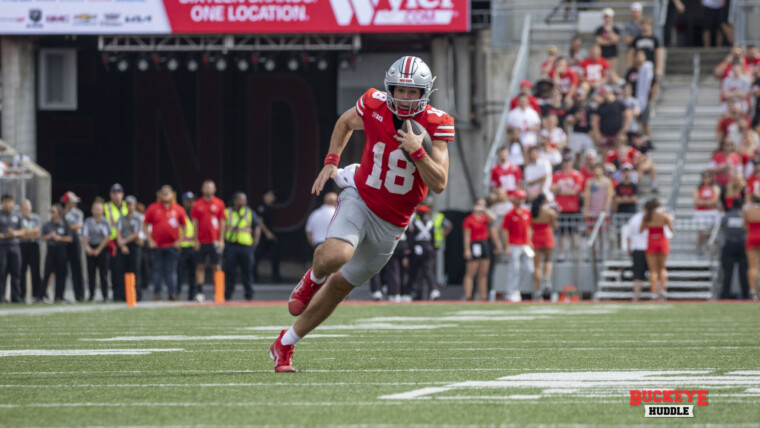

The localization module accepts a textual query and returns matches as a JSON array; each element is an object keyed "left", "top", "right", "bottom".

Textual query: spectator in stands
[
  {"left": 551, "top": 154, "right": 583, "bottom": 262},
  {"left": 627, "top": 49, "right": 655, "bottom": 138},
  {"left": 595, "top": 9, "right": 622, "bottom": 71},
  {"left": 507, "top": 93, "right": 542, "bottom": 150},
  {"left": 543, "top": 112, "right": 568, "bottom": 150},
  {"left": 640, "top": 198, "right": 673, "bottom": 300},
  {"left": 550, "top": 57, "right": 579, "bottom": 105},
  {"left": 510, "top": 80, "right": 541, "bottom": 114},
  {"left": 663, "top": 0, "right": 686, "bottom": 47},
  {"left": 63, "top": 192, "right": 85, "bottom": 302},
  {"left": 629, "top": 18, "right": 664, "bottom": 102},
  {"left": 614, "top": 164, "right": 639, "bottom": 214},
  {"left": 117, "top": 195, "right": 144, "bottom": 301},
  {"left": 178, "top": 192, "right": 198, "bottom": 300},
  {"left": 694, "top": 171, "right": 723, "bottom": 255},
  {"left": 736, "top": 118, "right": 759, "bottom": 163},
  {"left": 702, "top": 0, "right": 726, "bottom": 47},
  {"left": 524, "top": 146, "right": 553, "bottom": 201},
  {"left": 714, "top": 46, "right": 747, "bottom": 81},
  {"left": 490, "top": 144, "right": 523, "bottom": 196},
  {"left": 104, "top": 183, "right": 127, "bottom": 302},
  {"left": 0, "top": 194, "right": 23, "bottom": 303},
  {"left": 144, "top": 185, "right": 186, "bottom": 301},
  {"left": 192, "top": 180, "right": 226, "bottom": 292},
  {"left": 541, "top": 91, "right": 570, "bottom": 130},
  {"left": 255, "top": 190, "right": 282, "bottom": 283},
  {"left": 621, "top": 83, "right": 642, "bottom": 136},
  {"left": 305, "top": 192, "right": 337, "bottom": 249},
  {"left": 408, "top": 200, "right": 448, "bottom": 301},
  {"left": 223, "top": 192, "right": 259, "bottom": 301},
  {"left": 580, "top": 149, "right": 599, "bottom": 189},
  {"left": 716, "top": 99, "right": 751, "bottom": 144},
  {"left": 83, "top": 199, "right": 111, "bottom": 301},
  {"left": 583, "top": 163, "right": 614, "bottom": 223},
  {"left": 743, "top": 194, "right": 760, "bottom": 300},
  {"left": 580, "top": 45, "right": 610, "bottom": 91},
  {"left": 723, "top": 172, "right": 746, "bottom": 210},
  {"left": 540, "top": 46, "right": 559, "bottom": 79},
  {"left": 623, "top": 3, "right": 643, "bottom": 47},
  {"left": 538, "top": 132, "right": 562, "bottom": 167},
  {"left": 566, "top": 88, "right": 594, "bottom": 161},
  {"left": 721, "top": 59, "right": 752, "bottom": 113},
  {"left": 19, "top": 200, "right": 41, "bottom": 302},
  {"left": 462, "top": 198, "right": 494, "bottom": 300},
  {"left": 567, "top": 36, "right": 587, "bottom": 74},
  {"left": 530, "top": 193, "right": 557, "bottom": 301},
  {"left": 591, "top": 86, "right": 633, "bottom": 150},
  {"left": 746, "top": 45, "right": 760, "bottom": 69},
  {"left": 720, "top": 197, "right": 749, "bottom": 299},
  {"left": 625, "top": 209, "right": 649, "bottom": 302},
  {"left": 709, "top": 137, "right": 741, "bottom": 188},
  {"left": 41, "top": 204, "right": 72, "bottom": 302},
  {"left": 747, "top": 160, "right": 760, "bottom": 199},
  {"left": 501, "top": 190, "right": 532, "bottom": 303}
]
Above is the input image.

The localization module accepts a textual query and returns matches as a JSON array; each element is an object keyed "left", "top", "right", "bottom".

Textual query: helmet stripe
[{"left": 403, "top": 56, "right": 413, "bottom": 76}]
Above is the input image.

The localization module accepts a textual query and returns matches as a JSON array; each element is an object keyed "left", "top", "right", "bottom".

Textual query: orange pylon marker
[
  {"left": 125, "top": 273, "right": 137, "bottom": 308},
  {"left": 214, "top": 271, "right": 225, "bottom": 303}
]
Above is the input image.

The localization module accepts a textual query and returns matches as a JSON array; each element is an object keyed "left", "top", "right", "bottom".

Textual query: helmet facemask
[{"left": 384, "top": 56, "right": 436, "bottom": 118}]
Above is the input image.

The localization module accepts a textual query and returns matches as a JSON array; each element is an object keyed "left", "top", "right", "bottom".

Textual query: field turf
[{"left": 1, "top": 301, "right": 759, "bottom": 426}]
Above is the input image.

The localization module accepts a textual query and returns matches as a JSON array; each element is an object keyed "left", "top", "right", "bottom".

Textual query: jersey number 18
[{"left": 366, "top": 142, "right": 416, "bottom": 195}]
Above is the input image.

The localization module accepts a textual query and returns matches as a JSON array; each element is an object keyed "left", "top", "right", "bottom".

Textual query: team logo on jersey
[
  {"left": 372, "top": 112, "right": 384, "bottom": 122},
  {"left": 329, "top": 0, "right": 456, "bottom": 27}
]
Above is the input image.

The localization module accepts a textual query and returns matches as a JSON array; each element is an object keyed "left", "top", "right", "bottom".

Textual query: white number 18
[{"left": 365, "top": 142, "right": 416, "bottom": 195}]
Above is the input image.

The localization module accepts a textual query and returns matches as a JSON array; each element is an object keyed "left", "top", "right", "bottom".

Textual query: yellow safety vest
[
  {"left": 433, "top": 212, "right": 446, "bottom": 249},
  {"left": 104, "top": 201, "right": 128, "bottom": 240},
  {"left": 225, "top": 207, "right": 254, "bottom": 246},
  {"left": 181, "top": 213, "right": 195, "bottom": 248}
]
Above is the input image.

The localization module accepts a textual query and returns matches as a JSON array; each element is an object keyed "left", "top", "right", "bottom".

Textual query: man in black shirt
[
  {"left": 0, "top": 194, "right": 24, "bottom": 303},
  {"left": 254, "top": 190, "right": 281, "bottom": 283},
  {"left": 628, "top": 18, "right": 663, "bottom": 106},
  {"left": 614, "top": 164, "right": 639, "bottom": 214},
  {"left": 595, "top": 8, "right": 622, "bottom": 71},
  {"left": 720, "top": 198, "right": 749, "bottom": 299},
  {"left": 567, "top": 90, "right": 594, "bottom": 161},
  {"left": 591, "top": 87, "right": 632, "bottom": 149}
]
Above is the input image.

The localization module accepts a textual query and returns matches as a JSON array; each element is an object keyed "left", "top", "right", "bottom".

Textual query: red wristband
[
  {"left": 410, "top": 147, "right": 427, "bottom": 162},
  {"left": 324, "top": 154, "right": 340, "bottom": 166}
]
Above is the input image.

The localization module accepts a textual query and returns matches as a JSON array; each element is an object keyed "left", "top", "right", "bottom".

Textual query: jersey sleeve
[
  {"left": 176, "top": 205, "right": 187, "bottom": 226},
  {"left": 190, "top": 202, "right": 199, "bottom": 221},
  {"left": 425, "top": 107, "right": 455, "bottom": 142},
  {"left": 355, "top": 88, "right": 386, "bottom": 118},
  {"left": 490, "top": 166, "right": 500, "bottom": 188}
]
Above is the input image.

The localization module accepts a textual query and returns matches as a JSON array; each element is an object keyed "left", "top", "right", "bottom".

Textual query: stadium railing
[
  {"left": 667, "top": 54, "right": 700, "bottom": 212},
  {"left": 731, "top": 0, "right": 760, "bottom": 46},
  {"left": 481, "top": 15, "right": 531, "bottom": 192},
  {"left": 0, "top": 139, "right": 52, "bottom": 223}
]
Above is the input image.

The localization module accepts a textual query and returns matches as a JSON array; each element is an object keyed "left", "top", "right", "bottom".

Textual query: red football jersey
[
  {"left": 490, "top": 162, "right": 523, "bottom": 195},
  {"left": 502, "top": 207, "right": 531, "bottom": 246},
  {"left": 353, "top": 88, "right": 455, "bottom": 227},
  {"left": 580, "top": 58, "right": 610, "bottom": 84},
  {"left": 605, "top": 147, "right": 640, "bottom": 166},
  {"left": 550, "top": 69, "right": 579, "bottom": 96},
  {"left": 552, "top": 169, "right": 584, "bottom": 213}
]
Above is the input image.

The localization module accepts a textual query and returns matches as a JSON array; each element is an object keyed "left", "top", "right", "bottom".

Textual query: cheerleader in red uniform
[
  {"left": 640, "top": 198, "right": 674, "bottom": 300},
  {"left": 530, "top": 194, "right": 557, "bottom": 301},
  {"left": 693, "top": 171, "right": 721, "bottom": 254},
  {"left": 743, "top": 194, "right": 760, "bottom": 301}
]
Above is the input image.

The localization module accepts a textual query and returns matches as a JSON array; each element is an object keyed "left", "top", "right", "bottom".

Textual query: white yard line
[{"left": 0, "top": 349, "right": 183, "bottom": 357}]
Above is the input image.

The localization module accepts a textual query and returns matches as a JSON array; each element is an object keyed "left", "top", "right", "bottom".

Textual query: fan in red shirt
[
  {"left": 580, "top": 45, "right": 611, "bottom": 89},
  {"left": 500, "top": 190, "right": 533, "bottom": 303},
  {"left": 143, "top": 185, "right": 186, "bottom": 301},
  {"left": 550, "top": 155, "right": 583, "bottom": 261},
  {"left": 605, "top": 142, "right": 641, "bottom": 169},
  {"left": 490, "top": 145, "right": 523, "bottom": 196},
  {"left": 271, "top": 56, "right": 454, "bottom": 373},
  {"left": 462, "top": 198, "right": 495, "bottom": 301},
  {"left": 716, "top": 99, "right": 752, "bottom": 142},
  {"left": 549, "top": 57, "right": 579, "bottom": 103},
  {"left": 746, "top": 162, "right": 760, "bottom": 201},
  {"left": 579, "top": 150, "right": 598, "bottom": 190},
  {"left": 709, "top": 138, "right": 742, "bottom": 187},
  {"left": 509, "top": 80, "right": 541, "bottom": 114},
  {"left": 191, "top": 179, "right": 227, "bottom": 289}
]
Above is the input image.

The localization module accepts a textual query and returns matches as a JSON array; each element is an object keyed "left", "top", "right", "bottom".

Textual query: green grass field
[{"left": 1, "top": 301, "right": 759, "bottom": 426}]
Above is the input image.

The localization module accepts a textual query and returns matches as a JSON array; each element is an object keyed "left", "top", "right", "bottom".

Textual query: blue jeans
[{"left": 152, "top": 247, "right": 179, "bottom": 297}]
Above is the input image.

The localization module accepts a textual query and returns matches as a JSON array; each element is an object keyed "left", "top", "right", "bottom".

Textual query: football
[{"left": 401, "top": 119, "right": 433, "bottom": 163}]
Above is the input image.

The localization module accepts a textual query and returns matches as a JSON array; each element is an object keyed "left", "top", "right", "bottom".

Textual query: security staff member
[
  {"left": 19, "top": 200, "right": 42, "bottom": 302},
  {"left": 41, "top": 204, "right": 73, "bottom": 302},
  {"left": 0, "top": 194, "right": 24, "bottom": 303},
  {"left": 720, "top": 197, "right": 750, "bottom": 299},
  {"left": 84, "top": 199, "right": 112, "bottom": 301},
  {"left": 104, "top": 183, "right": 128, "bottom": 301},
  {"left": 223, "top": 192, "right": 260, "bottom": 300},
  {"left": 117, "top": 196, "right": 144, "bottom": 300},
  {"left": 178, "top": 192, "right": 199, "bottom": 301},
  {"left": 254, "top": 190, "right": 281, "bottom": 283},
  {"left": 63, "top": 191, "right": 85, "bottom": 301},
  {"left": 407, "top": 199, "right": 452, "bottom": 300}
]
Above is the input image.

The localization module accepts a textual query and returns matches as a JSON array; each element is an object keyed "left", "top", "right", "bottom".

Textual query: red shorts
[
  {"left": 746, "top": 235, "right": 760, "bottom": 250},
  {"left": 646, "top": 237, "right": 670, "bottom": 254},
  {"left": 532, "top": 225, "right": 555, "bottom": 249}
]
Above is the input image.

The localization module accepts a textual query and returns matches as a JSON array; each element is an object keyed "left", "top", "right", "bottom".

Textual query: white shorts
[
  {"left": 326, "top": 187, "right": 406, "bottom": 287},
  {"left": 692, "top": 209, "right": 720, "bottom": 229},
  {"left": 569, "top": 132, "right": 594, "bottom": 155}
]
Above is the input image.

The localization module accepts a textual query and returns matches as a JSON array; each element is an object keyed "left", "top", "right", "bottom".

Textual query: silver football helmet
[{"left": 384, "top": 56, "right": 436, "bottom": 118}]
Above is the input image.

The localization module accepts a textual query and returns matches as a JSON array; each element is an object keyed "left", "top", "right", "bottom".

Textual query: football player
[{"left": 270, "top": 56, "right": 455, "bottom": 372}]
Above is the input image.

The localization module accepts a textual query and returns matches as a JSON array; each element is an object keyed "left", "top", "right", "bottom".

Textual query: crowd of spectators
[
  {"left": 0, "top": 181, "right": 288, "bottom": 303},
  {"left": 706, "top": 44, "right": 760, "bottom": 300}
]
